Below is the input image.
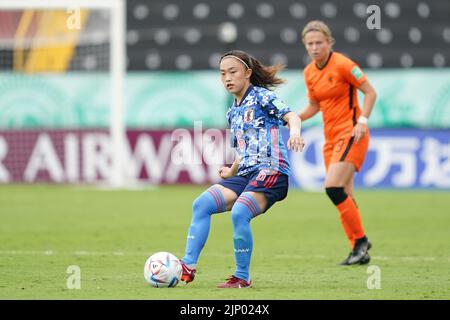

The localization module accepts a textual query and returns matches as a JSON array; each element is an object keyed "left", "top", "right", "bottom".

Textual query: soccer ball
[{"left": 144, "top": 251, "right": 182, "bottom": 288}]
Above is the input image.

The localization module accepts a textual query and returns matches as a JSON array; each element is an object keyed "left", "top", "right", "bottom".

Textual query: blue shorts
[{"left": 218, "top": 169, "right": 289, "bottom": 212}]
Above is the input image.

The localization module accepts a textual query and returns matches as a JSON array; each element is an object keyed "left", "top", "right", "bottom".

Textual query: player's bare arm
[
  {"left": 299, "top": 99, "right": 320, "bottom": 122},
  {"left": 283, "top": 111, "right": 305, "bottom": 152},
  {"left": 353, "top": 81, "right": 377, "bottom": 143}
]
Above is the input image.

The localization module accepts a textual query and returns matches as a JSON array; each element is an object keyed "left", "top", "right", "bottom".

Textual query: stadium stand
[
  {"left": 1, "top": 0, "right": 449, "bottom": 71},
  {"left": 124, "top": 0, "right": 450, "bottom": 70}
]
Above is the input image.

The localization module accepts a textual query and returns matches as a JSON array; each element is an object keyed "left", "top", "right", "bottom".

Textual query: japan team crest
[{"left": 244, "top": 108, "right": 254, "bottom": 123}]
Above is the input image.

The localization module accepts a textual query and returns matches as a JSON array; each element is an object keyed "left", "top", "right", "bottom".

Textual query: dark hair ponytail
[{"left": 220, "top": 50, "right": 286, "bottom": 90}]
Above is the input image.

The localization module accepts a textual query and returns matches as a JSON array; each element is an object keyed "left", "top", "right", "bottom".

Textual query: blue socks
[
  {"left": 183, "top": 189, "right": 262, "bottom": 283},
  {"left": 232, "top": 193, "right": 261, "bottom": 282},
  {"left": 182, "top": 187, "right": 226, "bottom": 267}
]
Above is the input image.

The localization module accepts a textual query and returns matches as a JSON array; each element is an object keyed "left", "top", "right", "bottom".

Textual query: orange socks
[{"left": 336, "top": 196, "right": 365, "bottom": 248}]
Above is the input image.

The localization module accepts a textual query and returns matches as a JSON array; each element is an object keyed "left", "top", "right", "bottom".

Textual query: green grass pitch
[{"left": 0, "top": 184, "right": 449, "bottom": 299}]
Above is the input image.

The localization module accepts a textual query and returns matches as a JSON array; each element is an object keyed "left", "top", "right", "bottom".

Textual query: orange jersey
[{"left": 304, "top": 51, "right": 367, "bottom": 141}]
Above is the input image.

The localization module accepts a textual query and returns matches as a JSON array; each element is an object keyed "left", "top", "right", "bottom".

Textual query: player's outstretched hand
[
  {"left": 219, "top": 166, "right": 235, "bottom": 179},
  {"left": 287, "top": 134, "right": 305, "bottom": 152}
]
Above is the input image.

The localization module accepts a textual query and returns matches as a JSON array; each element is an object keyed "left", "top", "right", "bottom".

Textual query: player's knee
[
  {"left": 231, "top": 204, "right": 252, "bottom": 227},
  {"left": 192, "top": 197, "right": 202, "bottom": 213},
  {"left": 325, "top": 187, "right": 348, "bottom": 206},
  {"left": 192, "top": 191, "right": 216, "bottom": 215},
  {"left": 231, "top": 208, "right": 245, "bottom": 226}
]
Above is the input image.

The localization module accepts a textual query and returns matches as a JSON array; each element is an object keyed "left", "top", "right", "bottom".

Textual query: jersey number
[{"left": 256, "top": 171, "right": 267, "bottom": 181}]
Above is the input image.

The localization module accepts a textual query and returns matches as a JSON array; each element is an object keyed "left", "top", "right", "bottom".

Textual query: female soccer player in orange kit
[{"left": 299, "top": 21, "right": 377, "bottom": 265}]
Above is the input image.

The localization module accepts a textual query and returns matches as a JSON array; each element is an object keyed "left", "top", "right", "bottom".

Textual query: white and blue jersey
[{"left": 226, "top": 85, "right": 292, "bottom": 177}]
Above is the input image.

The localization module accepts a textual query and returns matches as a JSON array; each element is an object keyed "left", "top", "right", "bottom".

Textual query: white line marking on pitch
[{"left": 0, "top": 250, "right": 448, "bottom": 263}]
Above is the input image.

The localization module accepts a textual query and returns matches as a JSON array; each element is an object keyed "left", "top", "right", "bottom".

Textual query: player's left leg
[
  {"left": 217, "top": 191, "right": 265, "bottom": 288},
  {"left": 218, "top": 171, "right": 289, "bottom": 288}
]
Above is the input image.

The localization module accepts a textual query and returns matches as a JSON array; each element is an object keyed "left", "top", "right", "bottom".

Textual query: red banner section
[
  {"left": 2, "top": 128, "right": 450, "bottom": 188},
  {"left": 0, "top": 129, "right": 234, "bottom": 184}
]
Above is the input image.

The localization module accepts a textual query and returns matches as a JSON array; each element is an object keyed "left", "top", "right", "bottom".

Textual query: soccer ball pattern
[{"left": 144, "top": 252, "right": 182, "bottom": 288}]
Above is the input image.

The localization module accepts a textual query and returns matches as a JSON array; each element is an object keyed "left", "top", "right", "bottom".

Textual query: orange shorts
[{"left": 323, "top": 130, "right": 369, "bottom": 172}]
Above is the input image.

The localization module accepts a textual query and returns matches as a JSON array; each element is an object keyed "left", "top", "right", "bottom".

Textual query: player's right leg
[
  {"left": 325, "top": 162, "right": 371, "bottom": 265},
  {"left": 337, "top": 175, "right": 372, "bottom": 265},
  {"left": 180, "top": 184, "right": 238, "bottom": 283}
]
